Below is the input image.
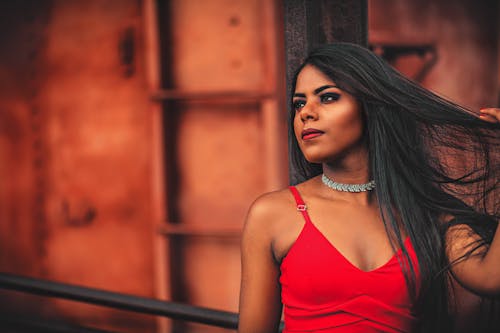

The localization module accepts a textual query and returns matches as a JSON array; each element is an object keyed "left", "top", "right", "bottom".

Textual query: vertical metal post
[{"left": 283, "top": 0, "right": 368, "bottom": 183}]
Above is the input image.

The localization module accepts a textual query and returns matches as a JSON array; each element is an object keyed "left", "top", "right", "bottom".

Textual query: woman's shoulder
[
  {"left": 241, "top": 181, "right": 320, "bottom": 263},
  {"left": 244, "top": 179, "right": 318, "bottom": 231},
  {"left": 244, "top": 185, "right": 307, "bottom": 237},
  {"left": 247, "top": 177, "right": 319, "bottom": 217},
  {"left": 246, "top": 187, "right": 295, "bottom": 222}
]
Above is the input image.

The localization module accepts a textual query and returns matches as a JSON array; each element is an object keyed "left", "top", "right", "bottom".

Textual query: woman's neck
[
  {"left": 320, "top": 146, "right": 374, "bottom": 205},
  {"left": 322, "top": 145, "right": 370, "bottom": 184}
]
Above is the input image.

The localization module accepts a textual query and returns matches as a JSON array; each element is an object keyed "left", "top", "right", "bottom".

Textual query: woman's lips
[{"left": 301, "top": 128, "right": 324, "bottom": 140}]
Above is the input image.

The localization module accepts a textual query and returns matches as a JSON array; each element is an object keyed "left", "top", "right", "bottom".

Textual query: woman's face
[{"left": 293, "top": 64, "right": 365, "bottom": 164}]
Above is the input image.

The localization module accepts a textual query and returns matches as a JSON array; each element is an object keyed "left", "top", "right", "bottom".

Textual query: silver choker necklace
[{"left": 321, "top": 174, "right": 375, "bottom": 192}]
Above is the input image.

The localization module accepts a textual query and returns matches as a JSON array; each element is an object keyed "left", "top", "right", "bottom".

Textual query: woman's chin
[{"left": 302, "top": 154, "right": 329, "bottom": 164}]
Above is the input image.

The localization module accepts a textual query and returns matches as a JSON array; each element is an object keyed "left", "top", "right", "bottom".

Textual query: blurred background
[{"left": 0, "top": 0, "right": 498, "bottom": 332}]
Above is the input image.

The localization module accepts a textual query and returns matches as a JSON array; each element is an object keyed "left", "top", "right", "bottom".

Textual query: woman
[{"left": 238, "top": 43, "right": 499, "bottom": 333}]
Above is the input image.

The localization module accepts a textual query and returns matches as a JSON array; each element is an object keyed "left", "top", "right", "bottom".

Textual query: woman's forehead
[{"left": 295, "top": 65, "right": 336, "bottom": 91}]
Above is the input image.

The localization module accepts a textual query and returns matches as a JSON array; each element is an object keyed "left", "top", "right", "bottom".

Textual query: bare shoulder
[
  {"left": 243, "top": 183, "right": 319, "bottom": 263},
  {"left": 445, "top": 223, "right": 485, "bottom": 258},
  {"left": 243, "top": 188, "right": 296, "bottom": 234}
]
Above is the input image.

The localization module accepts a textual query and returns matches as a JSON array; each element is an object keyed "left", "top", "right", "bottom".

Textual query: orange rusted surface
[
  {"left": 162, "top": 1, "right": 286, "bottom": 332},
  {"left": 370, "top": 0, "right": 498, "bottom": 109},
  {"left": 0, "top": 0, "right": 157, "bottom": 332}
]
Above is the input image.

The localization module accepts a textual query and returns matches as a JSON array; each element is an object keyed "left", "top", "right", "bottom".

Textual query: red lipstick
[{"left": 301, "top": 128, "right": 324, "bottom": 140}]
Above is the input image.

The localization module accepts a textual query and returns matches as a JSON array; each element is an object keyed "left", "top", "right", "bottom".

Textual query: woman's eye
[
  {"left": 320, "top": 93, "right": 340, "bottom": 103},
  {"left": 293, "top": 100, "right": 306, "bottom": 111}
]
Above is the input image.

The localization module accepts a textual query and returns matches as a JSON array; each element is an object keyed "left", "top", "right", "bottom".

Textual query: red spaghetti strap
[
  {"left": 288, "top": 186, "right": 305, "bottom": 205},
  {"left": 288, "top": 186, "right": 312, "bottom": 223}
]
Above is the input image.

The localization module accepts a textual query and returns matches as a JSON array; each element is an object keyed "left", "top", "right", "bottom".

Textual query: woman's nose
[{"left": 300, "top": 102, "right": 318, "bottom": 121}]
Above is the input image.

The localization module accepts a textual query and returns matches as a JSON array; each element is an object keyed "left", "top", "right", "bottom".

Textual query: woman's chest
[{"left": 279, "top": 221, "right": 418, "bottom": 308}]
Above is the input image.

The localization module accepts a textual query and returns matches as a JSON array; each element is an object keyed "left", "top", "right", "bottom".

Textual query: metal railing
[
  {"left": 0, "top": 272, "right": 241, "bottom": 332},
  {"left": 0, "top": 313, "right": 118, "bottom": 333}
]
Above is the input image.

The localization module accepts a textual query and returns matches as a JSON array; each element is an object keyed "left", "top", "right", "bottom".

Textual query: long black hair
[{"left": 289, "top": 42, "right": 499, "bottom": 332}]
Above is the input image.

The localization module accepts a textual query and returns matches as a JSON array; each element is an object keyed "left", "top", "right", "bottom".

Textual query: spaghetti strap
[{"left": 288, "top": 186, "right": 312, "bottom": 224}]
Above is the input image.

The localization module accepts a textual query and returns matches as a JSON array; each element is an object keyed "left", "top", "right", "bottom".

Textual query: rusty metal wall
[
  {"left": 0, "top": 1, "right": 158, "bottom": 331},
  {"left": 0, "top": 1, "right": 287, "bottom": 331},
  {"left": 370, "top": 0, "right": 498, "bottom": 109},
  {"left": 0, "top": 0, "right": 51, "bottom": 281},
  {"left": 157, "top": 0, "right": 287, "bottom": 332}
]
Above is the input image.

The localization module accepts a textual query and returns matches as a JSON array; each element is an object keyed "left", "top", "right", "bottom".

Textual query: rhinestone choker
[{"left": 321, "top": 174, "right": 375, "bottom": 192}]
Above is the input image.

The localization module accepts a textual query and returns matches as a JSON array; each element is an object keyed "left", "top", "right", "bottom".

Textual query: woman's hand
[{"left": 479, "top": 108, "right": 500, "bottom": 123}]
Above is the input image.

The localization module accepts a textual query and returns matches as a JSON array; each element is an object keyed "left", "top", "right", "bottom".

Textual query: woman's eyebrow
[
  {"left": 314, "top": 85, "right": 338, "bottom": 94},
  {"left": 293, "top": 85, "right": 339, "bottom": 98}
]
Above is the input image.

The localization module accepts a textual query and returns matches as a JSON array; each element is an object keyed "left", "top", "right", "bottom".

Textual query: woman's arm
[
  {"left": 446, "top": 224, "right": 500, "bottom": 296},
  {"left": 446, "top": 108, "right": 500, "bottom": 296},
  {"left": 238, "top": 194, "right": 283, "bottom": 333}
]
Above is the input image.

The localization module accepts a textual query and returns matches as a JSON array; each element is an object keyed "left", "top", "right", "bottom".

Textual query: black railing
[
  {"left": 0, "top": 313, "right": 118, "bottom": 333},
  {"left": 0, "top": 272, "right": 240, "bottom": 331}
]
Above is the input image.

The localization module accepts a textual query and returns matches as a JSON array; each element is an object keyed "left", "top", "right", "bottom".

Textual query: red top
[{"left": 280, "top": 186, "right": 420, "bottom": 333}]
